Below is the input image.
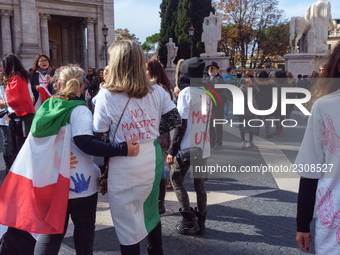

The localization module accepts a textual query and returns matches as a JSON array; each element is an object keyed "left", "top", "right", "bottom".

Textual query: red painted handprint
[
  {"left": 316, "top": 187, "right": 340, "bottom": 245},
  {"left": 320, "top": 114, "right": 340, "bottom": 157}
]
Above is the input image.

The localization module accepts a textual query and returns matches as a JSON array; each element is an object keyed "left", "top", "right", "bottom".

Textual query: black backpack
[{"left": 0, "top": 227, "right": 36, "bottom": 255}]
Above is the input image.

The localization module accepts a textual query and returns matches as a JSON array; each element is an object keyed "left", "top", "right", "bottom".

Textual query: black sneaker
[{"left": 175, "top": 219, "right": 200, "bottom": 235}]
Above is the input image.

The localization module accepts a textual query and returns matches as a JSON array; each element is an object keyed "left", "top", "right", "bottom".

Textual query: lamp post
[
  {"left": 102, "top": 24, "right": 109, "bottom": 66},
  {"left": 188, "top": 25, "right": 195, "bottom": 58}
]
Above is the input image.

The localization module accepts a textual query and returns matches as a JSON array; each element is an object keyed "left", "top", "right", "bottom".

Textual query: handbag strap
[
  {"left": 112, "top": 97, "right": 131, "bottom": 142},
  {"left": 104, "top": 97, "right": 131, "bottom": 176}
]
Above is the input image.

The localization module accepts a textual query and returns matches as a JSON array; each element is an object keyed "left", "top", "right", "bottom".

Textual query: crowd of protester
[{"left": 0, "top": 40, "right": 339, "bottom": 254}]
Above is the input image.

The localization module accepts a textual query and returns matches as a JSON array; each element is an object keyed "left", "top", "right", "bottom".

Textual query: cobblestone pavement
[{"left": 0, "top": 111, "right": 314, "bottom": 254}]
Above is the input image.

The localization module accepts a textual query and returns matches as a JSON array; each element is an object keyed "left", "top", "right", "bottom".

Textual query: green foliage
[
  {"left": 142, "top": 42, "right": 153, "bottom": 54},
  {"left": 159, "top": 0, "right": 180, "bottom": 65},
  {"left": 146, "top": 33, "right": 160, "bottom": 45},
  {"left": 159, "top": 0, "right": 214, "bottom": 65}
]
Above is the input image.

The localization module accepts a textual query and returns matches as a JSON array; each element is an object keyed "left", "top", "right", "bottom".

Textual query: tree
[
  {"left": 143, "top": 33, "right": 160, "bottom": 53},
  {"left": 176, "top": 0, "right": 214, "bottom": 60},
  {"left": 159, "top": 0, "right": 214, "bottom": 65},
  {"left": 258, "top": 23, "right": 290, "bottom": 68},
  {"left": 115, "top": 28, "right": 139, "bottom": 42},
  {"left": 214, "top": 0, "right": 287, "bottom": 68},
  {"left": 159, "top": 0, "right": 180, "bottom": 65},
  {"left": 141, "top": 42, "right": 153, "bottom": 54},
  {"left": 146, "top": 33, "right": 160, "bottom": 45}
]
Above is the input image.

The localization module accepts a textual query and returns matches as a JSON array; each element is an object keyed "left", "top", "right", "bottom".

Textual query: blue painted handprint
[{"left": 70, "top": 173, "right": 91, "bottom": 193}]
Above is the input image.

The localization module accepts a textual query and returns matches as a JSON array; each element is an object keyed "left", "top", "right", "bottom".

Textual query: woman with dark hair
[
  {"left": 0, "top": 71, "right": 13, "bottom": 174},
  {"left": 146, "top": 59, "right": 173, "bottom": 214},
  {"left": 146, "top": 59, "right": 174, "bottom": 101},
  {"left": 88, "top": 68, "right": 104, "bottom": 98},
  {"left": 0, "top": 54, "right": 35, "bottom": 159},
  {"left": 30, "top": 54, "right": 55, "bottom": 109},
  {"left": 296, "top": 42, "right": 340, "bottom": 254}
]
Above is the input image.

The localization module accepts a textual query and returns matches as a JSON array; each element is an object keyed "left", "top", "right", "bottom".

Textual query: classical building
[
  {"left": 0, "top": 0, "right": 115, "bottom": 70},
  {"left": 328, "top": 19, "right": 340, "bottom": 51}
]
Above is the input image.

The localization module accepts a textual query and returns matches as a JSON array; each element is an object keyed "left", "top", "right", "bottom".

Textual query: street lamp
[
  {"left": 188, "top": 25, "right": 195, "bottom": 58},
  {"left": 102, "top": 24, "right": 109, "bottom": 66}
]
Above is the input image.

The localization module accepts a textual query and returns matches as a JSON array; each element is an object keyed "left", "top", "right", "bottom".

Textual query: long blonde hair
[
  {"left": 105, "top": 40, "right": 152, "bottom": 98},
  {"left": 53, "top": 65, "right": 83, "bottom": 100}
]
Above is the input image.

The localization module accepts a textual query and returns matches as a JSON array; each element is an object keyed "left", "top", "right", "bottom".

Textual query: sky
[{"left": 114, "top": 0, "right": 340, "bottom": 44}]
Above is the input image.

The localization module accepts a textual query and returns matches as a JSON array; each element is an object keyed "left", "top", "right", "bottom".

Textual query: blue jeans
[{"left": 34, "top": 193, "right": 98, "bottom": 255}]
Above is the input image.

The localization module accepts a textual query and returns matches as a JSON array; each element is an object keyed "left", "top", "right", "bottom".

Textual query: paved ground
[{"left": 0, "top": 110, "right": 315, "bottom": 254}]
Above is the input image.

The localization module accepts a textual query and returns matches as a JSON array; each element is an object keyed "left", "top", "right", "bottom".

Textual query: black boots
[
  {"left": 194, "top": 207, "right": 207, "bottom": 235},
  {"left": 158, "top": 178, "right": 167, "bottom": 214},
  {"left": 175, "top": 208, "right": 200, "bottom": 235}
]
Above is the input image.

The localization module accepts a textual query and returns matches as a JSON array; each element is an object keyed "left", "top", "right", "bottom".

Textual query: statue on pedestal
[
  {"left": 289, "top": 0, "right": 336, "bottom": 53},
  {"left": 166, "top": 38, "right": 178, "bottom": 68},
  {"left": 310, "top": 0, "right": 336, "bottom": 53},
  {"left": 200, "top": 12, "right": 224, "bottom": 57}
]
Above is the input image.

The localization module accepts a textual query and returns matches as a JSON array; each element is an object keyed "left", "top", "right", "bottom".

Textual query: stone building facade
[
  {"left": 0, "top": 0, "right": 115, "bottom": 70},
  {"left": 328, "top": 19, "right": 340, "bottom": 51}
]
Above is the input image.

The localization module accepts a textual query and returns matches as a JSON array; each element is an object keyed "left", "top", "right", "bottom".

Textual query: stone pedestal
[
  {"left": 165, "top": 67, "right": 176, "bottom": 88},
  {"left": 284, "top": 53, "right": 328, "bottom": 77},
  {"left": 200, "top": 56, "right": 230, "bottom": 74}
]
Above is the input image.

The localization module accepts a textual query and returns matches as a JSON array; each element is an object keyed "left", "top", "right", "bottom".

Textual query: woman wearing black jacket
[{"left": 88, "top": 68, "right": 104, "bottom": 98}]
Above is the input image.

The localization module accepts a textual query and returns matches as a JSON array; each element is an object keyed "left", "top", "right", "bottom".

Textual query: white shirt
[
  {"left": 295, "top": 90, "right": 340, "bottom": 254},
  {"left": 93, "top": 84, "right": 176, "bottom": 144},
  {"left": 177, "top": 87, "right": 211, "bottom": 159},
  {"left": 69, "top": 105, "right": 100, "bottom": 199},
  {"left": 0, "top": 86, "right": 8, "bottom": 126}
]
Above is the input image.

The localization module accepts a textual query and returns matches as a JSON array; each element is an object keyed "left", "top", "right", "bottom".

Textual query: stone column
[
  {"left": 40, "top": 13, "right": 50, "bottom": 56},
  {"left": 86, "top": 18, "right": 96, "bottom": 68},
  {"left": 61, "top": 23, "right": 69, "bottom": 64},
  {"left": 70, "top": 23, "right": 76, "bottom": 63},
  {"left": 17, "top": 0, "right": 41, "bottom": 69},
  {"left": 79, "top": 22, "right": 86, "bottom": 69},
  {"left": 1, "top": 10, "right": 13, "bottom": 55},
  {"left": 50, "top": 44, "right": 58, "bottom": 68}
]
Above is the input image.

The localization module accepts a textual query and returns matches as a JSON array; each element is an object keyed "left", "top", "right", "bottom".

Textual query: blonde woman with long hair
[
  {"left": 93, "top": 40, "right": 181, "bottom": 255},
  {"left": 0, "top": 65, "right": 138, "bottom": 255}
]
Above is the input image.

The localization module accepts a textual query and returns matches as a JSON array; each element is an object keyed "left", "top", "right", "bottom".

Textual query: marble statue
[
  {"left": 309, "top": 0, "right": 336, "bottom": 53},
  {"left": 201, "top": 12, "right": 224, "bottom": 57},
  {"left": 290, "top": 0, "right": 337, "bottom": 54},
  {"left": 166, "top": 38, "right": 178, "bottom": 68},
  {"left": 289, "top": 6, "right": 311, "bottom": 53}
]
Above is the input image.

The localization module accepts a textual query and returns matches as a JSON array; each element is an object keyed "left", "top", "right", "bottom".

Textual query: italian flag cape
[{"left": 0, "top": 97, "right": 86, "bottom": 234}]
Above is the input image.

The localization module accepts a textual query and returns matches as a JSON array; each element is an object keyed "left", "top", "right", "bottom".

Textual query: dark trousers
[
  {"left": 120, "top": 222, "right": 163, "bottom": 255},
  {"left": 210, "top": 104, "right": 224, "bottom": 147},
  {"left": 9, "top": 119, "right": 26, "bottom": 159},
  {"left": 170, "top": 157, "right": 207, "bottom": 214},
  {"left": 0, "top": 125, "right": 13, "bottom": 173},
  {"left": 9, "top": 114, "right": 34, "bottom": 159},
  {"left": 34, "top": 193, "right": 98, "bottom": 255}
]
